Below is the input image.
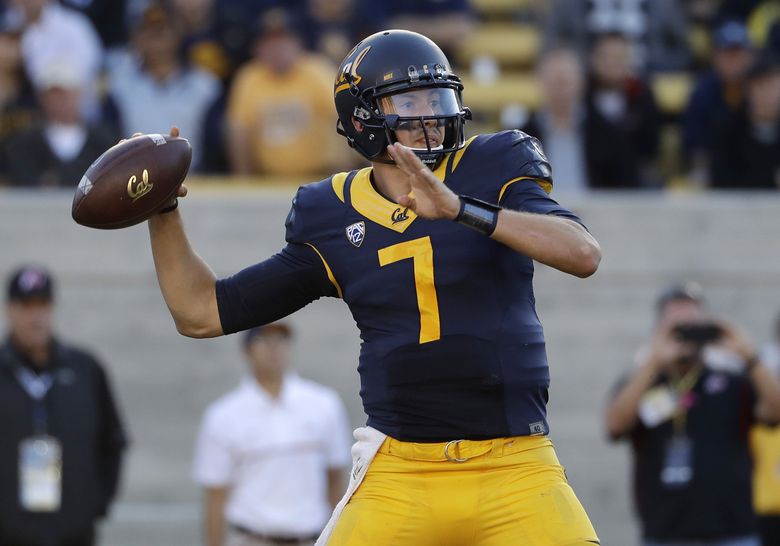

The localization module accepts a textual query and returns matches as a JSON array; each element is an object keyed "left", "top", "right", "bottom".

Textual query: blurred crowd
[{"left": 0, "top": 0, "right": 778, "bottom": 190}]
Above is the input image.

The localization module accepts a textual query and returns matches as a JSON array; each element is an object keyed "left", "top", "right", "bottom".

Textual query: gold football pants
[{"left": 328, "top": 435, "right": 599, "bottom": 546}]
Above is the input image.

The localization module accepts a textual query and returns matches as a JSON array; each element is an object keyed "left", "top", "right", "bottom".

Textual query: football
[{"left": 72, "top": 134, "right": 192, "bottom": 229}]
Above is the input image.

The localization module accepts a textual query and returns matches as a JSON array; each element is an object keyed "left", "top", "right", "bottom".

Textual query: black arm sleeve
[{"left": 215, "top": 243, "right": 339, "bottom": 335}]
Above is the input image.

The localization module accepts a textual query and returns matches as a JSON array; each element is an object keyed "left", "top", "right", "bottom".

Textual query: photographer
[{"left": 605, "top": 283, "right": 780, "bottom": 546}]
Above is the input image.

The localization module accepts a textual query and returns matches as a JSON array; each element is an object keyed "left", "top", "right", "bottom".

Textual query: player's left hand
[
  {"left": 168, "top": 126, "right": 188, "bottom": 199},
  {"left": 387, "top": 143, "right": 460, "bottom": 220}
]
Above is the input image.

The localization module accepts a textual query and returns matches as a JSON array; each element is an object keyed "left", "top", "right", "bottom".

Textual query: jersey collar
[{"left": 350, "top": 155, "right": 449, "bottom": 233}]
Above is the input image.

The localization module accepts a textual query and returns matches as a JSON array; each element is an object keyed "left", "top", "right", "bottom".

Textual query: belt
[
  {"left": 379, "top": 435, "right": 553, "bottom": 463},
  {"left": 232, "top": 525, "right": 319, "bottom": 544}
]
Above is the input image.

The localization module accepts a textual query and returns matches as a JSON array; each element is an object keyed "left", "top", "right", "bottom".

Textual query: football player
[{"left": 149, "top": 30, "right": 601, "bottom": 545}]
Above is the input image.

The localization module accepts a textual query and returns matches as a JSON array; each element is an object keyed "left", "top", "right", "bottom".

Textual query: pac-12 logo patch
[{"left": 346, "top": 221, "right": 365, "bottom": 247}]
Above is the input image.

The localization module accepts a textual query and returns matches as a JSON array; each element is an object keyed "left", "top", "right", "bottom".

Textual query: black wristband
[
  {"left": 454, "top": 195, "right": 501, "bottom": 236},
  {"left": 159, "top": 199, "right": 178, "bottom": 214}
]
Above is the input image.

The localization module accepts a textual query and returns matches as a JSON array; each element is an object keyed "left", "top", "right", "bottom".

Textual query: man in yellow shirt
[{"left": 227, "top": 9, "right": 343, "bottom": 178}]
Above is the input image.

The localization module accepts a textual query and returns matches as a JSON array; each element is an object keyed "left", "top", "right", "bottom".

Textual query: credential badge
[{"left": 346, "top": 221, "right": 365, "bottom": 247}]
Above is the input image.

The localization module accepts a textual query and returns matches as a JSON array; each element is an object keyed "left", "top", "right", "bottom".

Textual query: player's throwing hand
[{"left": 387, "top": 142, "right": 460, "bottom": 220}]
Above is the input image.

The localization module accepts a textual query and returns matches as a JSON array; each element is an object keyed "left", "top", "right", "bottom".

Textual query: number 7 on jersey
[{"left": 378, "top": 236, "right": 441, "bottom": 344}]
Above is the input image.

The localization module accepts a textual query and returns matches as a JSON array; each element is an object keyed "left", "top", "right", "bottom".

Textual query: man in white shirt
[{"left": 193, "top": 323, "right": 351, "bottom": 546}]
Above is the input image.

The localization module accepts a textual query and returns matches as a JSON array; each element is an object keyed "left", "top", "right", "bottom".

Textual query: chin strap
[
  {"left": 416, "top": 153, "right": 442, "bottom": 170},
  {"left": 409, "top": 144, "right": 444, "bottom": 170}
]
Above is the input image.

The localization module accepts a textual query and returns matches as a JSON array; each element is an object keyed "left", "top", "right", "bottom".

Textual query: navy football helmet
[{"left": 334, "top": 30, "right": 471, "bottom": 169}]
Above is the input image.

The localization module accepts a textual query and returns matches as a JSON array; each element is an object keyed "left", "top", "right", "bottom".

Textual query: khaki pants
[{"left": 227, "top": 529, "right": 316, "bottom": 546}]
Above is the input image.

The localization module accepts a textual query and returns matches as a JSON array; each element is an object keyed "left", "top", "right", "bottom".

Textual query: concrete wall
[{"left": 1, "top": 186, "right": 778, "bottom": 546}]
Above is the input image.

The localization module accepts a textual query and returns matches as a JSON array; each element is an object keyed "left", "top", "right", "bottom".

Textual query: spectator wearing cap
[
  {"left": 605, "top": 283, "right": 780, "bottom": 546},
  {"left": 193, "top": 323, "right": 351, "bottom": 546},
  {"left": 0, "top": 265, "right": 128, "bottom": 546},
  {"left": 1, "top": 60, "right": 115, "bottom": 186},
  {"left": 682, "top": 20, "right": 755, "bottom": 186},
  {"left": 103, "top": 2, "right": 221, "bottom": 171},
  {"left": 226, "top": 8, "right": 346, "bottom": 178},
  {"left": 710, "top": 49, "right": 780, "bottom": 188}
]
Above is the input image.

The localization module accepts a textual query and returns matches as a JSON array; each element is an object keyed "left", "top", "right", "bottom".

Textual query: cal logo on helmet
[{"left": 335, "top": 46, "right": 371, "bottom": 95}]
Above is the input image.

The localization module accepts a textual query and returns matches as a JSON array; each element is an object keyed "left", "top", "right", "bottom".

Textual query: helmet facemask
[
  {"left": 376, "top": 87, "right": 467, "bottom": 170},
  {"left": 342, "top": 85, "right": 469, "bottom": 170}
]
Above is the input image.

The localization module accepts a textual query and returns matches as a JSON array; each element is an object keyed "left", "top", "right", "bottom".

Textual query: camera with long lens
[{"left": 672, "top": 323, "right": 723, "bottom": 344}]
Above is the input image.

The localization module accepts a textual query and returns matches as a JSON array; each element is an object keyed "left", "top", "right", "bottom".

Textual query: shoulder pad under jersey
[
  {"left": 285, "top": 173, "right": 350, "bottom": 245},
  {"left": 467, "top": 130, "right": 553, "bottom": 193}
]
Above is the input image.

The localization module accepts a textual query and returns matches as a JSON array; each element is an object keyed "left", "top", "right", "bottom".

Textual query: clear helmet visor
[{"left": 378, "top": 87, "right": 462, "bottom": 151}]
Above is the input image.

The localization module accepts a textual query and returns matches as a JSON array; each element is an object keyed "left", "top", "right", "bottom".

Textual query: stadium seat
[
  {"left": 458, "top": 24, "right": 540, "bottom": 68},
  {"left": 652, "top": 73, "right": 693, "bottom": 116},
  {"left": 461, "top": 73, "right": 542, "bottom": 114},
  {"left": 469, "top": 0, "right": 533, "bottom": 16}
]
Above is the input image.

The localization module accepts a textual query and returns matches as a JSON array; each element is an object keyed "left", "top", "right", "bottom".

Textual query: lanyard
[
  {"left": 672, "top": 365, "right": 703, "bottom": 435},
  {"left": 14, "top": 367, "right": 55, "bottom": 434}
]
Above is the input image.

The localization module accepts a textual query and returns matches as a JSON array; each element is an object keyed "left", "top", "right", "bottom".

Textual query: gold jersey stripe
[
  {"left": 450, "top": 135, "right": 478, "bottom": 174},
  {"left": 305, "top": 243, "right": 343, "bottom": 298},
  {"left": 498, "top": 177, "right": 553, "bottom": 203},
  {"left": 331, "top": 172, "right": 349, "bottom": 203}
]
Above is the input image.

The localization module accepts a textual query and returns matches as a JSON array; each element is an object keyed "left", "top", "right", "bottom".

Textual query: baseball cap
[
  {"left": 243, "top": 323, "right": 293, "bottom": 346},
  {"left": 713, "top": 20, "right": 752, "bottom": 50},
  {"left": 7, "top": 265, "right": 54, "bottom": 302},
  {"left": 655, "top": 282, "right": 705, "bottom": 313}
]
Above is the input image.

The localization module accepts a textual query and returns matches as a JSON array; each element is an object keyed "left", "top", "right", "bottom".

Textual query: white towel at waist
[{"left": 315, "top": 426, "right": 387, "bottom": 546}]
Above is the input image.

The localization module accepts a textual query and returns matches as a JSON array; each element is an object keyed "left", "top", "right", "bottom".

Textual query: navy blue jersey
[{"left": 217, "top": 130, "right": 586, "bottom": 442}]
